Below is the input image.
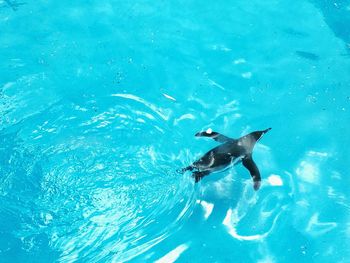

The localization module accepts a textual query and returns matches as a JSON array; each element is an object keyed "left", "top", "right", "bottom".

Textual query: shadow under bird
[{"left": 177, "top": 128, "right": 271, "bottom": 190}]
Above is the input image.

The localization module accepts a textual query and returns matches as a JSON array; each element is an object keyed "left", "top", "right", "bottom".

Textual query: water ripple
[{"left": 0, "top": 93, "right": 197, "bottom": 261}]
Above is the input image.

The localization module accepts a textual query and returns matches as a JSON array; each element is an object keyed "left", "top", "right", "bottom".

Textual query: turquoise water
[{"left": 1, "top": 0, "right": 350, "bottom": 262}]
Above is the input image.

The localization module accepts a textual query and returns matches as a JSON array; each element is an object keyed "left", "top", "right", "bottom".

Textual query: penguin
[{"left": 177, "top": 128, "right": 271, "bottom": 190}]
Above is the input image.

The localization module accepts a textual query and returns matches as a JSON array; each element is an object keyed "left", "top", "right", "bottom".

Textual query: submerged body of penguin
[{"left": 177, "top": 128, "right": 271, "bottom": 190}]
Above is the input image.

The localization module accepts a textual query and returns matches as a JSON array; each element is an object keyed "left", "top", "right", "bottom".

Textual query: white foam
[
  {"left": 208, "top": 79, "right": 225, "bottom": 90},
  {"left": 173, "top": 113, "right": 195, "bottom": 125},
  {"left": 223, "top": 209, "right": 268, "bottom": 241},
  {"left": 296, "top": 161, "right": 319, "bottom": 184},
  {"left": 267, "top": 174, "right": 283, "bottom": 186},
  {"left": 233, "top": 58, "right": 246, "bottom": 64},
  {"left": 111, "top": 93, "right": 170, "bottom": 120},
  {"left": 162, "top": 93, "right": 176, "bottom": 101},
  {"left": 197, "top": 200, "right": 214, "bottom": 220},
  {"left": 241, "top": 72, "right": 252, "bottom": 79},
  {"left": 307, "top": 150, "right": 329, "bottom": 158},
  {"left": 306, "top": 213, "right": 337, "bottom": 236},
  {"left": 155, "top": 243, "right": 189, "bottom": 263}
]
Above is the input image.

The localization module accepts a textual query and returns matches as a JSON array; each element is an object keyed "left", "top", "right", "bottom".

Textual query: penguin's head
[{"left": 250, "top": 128, "right": 271, "bottom": 142}]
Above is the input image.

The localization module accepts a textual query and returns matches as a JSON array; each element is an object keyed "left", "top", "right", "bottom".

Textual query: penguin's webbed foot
[
  {"left": 192, "top": 171, "right": 210, "bottom": 183},
  {"left": 176, "top": 165, "right": 194, "bottom": 174},
  {"left": 192, "top": 172, "right": 201, "bottom": 183}
]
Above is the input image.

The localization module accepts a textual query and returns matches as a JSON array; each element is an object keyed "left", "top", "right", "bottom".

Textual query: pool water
[{"left": 1, "top": 0, "right": 350, "bottom": 262}]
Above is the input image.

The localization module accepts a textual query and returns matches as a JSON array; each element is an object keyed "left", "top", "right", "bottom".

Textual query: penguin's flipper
[
  {"left": 195, "top": 130, "right": 233, "bottom": 143},
  {"left": 242, "top": 155, "right": 261, "bottom": 191}
]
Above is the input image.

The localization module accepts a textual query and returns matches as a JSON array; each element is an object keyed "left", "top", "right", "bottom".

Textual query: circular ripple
[{"left": 2, "top": 93, "right": 197, "bottom": 261}]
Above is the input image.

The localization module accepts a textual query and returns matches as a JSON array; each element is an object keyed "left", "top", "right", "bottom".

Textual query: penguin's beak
[
  {"left": 255, "top": 128, "right": 271, "bottom": 142},
  {"left": 263, "top": 128, "right": 272, "bottom": 134}
]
